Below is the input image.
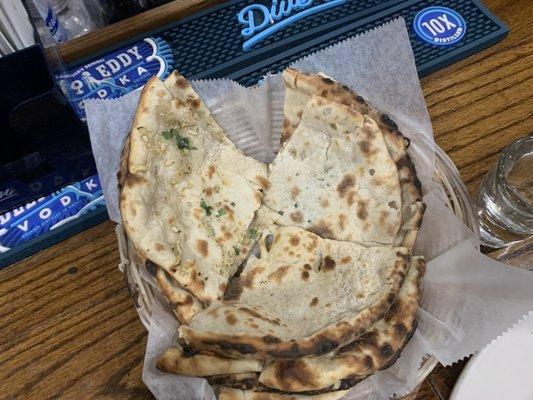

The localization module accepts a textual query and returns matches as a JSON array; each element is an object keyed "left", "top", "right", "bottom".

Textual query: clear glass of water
[{"left": 475, "top": 134, "right": 533, "bottom": 248}]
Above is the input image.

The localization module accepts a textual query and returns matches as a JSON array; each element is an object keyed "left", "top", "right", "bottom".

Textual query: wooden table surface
[{"left": 1, "top": 0, "right": 531, "bottom": 398}]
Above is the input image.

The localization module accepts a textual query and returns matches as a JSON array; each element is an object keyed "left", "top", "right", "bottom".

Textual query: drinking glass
[{"left": 475, "top": 135, "right": 533, "bottom": 248}]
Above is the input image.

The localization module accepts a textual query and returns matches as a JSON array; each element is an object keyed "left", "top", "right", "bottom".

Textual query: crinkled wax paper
[{"left": 85, "top": 18, "right": 533, "bottom": 400}]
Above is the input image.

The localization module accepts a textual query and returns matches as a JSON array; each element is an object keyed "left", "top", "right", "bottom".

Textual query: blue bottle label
[
  {"left": 56, "top": 37, "right": 174, "bottom": 120},
  {"left": 44, "top": 5, "right": 67, "bottom": 43},
  {"left": 413, "top": 6, "right": 466, "bottom": 46}
]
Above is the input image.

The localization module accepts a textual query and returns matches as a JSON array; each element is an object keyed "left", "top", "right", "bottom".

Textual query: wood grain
[
  {"left": 1, "top": 0, "right": 531, "bottom": 399},
  {"left": 0, "top": 221, "right": 151, "bottom": 399},
  {"left": 422, "top": 0, "right": 533, "bottom": 195}
]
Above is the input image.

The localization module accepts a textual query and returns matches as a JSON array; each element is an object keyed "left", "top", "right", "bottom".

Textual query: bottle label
[
  {"left": 56, "top": 36, "right": 174, "bottom": 120},
  {"left": 44, "top": 5, "right": 67, "bottom": 42},
  {"left": 413, "top": 6, "right": 466, "bottom": 46}
]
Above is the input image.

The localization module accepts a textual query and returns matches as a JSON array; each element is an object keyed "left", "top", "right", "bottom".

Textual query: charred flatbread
[
  {"left": 258, "top": 257, "right": 424, "bottom": 392},
  {"left": 157, "top": 345, "right": 263, "bottom": 376},
  {"left": 264, "top": 95, "right": 402, "bottom": 245},
  {"left": 280, "top": 68, "right": 424, "bottom": 249},
  {"left": 155, "top": 265, "right": 204, "bottom": 324},
  {"left": 169, "top": 257, "right": 423, "bottom": 394},
  {"left": 119, "top": 74, "right": 268, "bottom": 304},
  {"left": 218, "top": 387, "right": 349, "bottom": 400},
  {"left": 178, "top": 226, "right": 409, "bottom": 360}
]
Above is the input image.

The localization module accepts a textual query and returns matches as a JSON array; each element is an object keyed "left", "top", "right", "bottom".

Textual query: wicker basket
[{"left": 116, "top": 144, "right": 479, "bottom": 392}]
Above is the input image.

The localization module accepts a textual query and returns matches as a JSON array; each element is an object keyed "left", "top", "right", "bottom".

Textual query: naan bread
[
  {"left": 281, "top": 68, "right": 424, "bottom": 249},
  {"left": 157, "top": 345, "right": 263, "bottom": 376},
  {"left": 119, "top": 74, "right": 268, "bottom": 304},
  {"left": 124, "top": 69, "right": 427, "bottom": 399},
  {"left": 264, "top": 96, "right": 402, "bottom": 245},
  {"left": 218, "top": 387, "right": 349, "bottom": 400},
  {"left": 208, "top": 373, "right": 261, "bottom": 390},
  {"left": 178, "top": 226, "right": 409, "bottom": 359},
  {"left": 258, "top": 257, "right": 424, "bottom": 392},
  {"left": 214, "top": 375, "right": 363, "bottom": 396},
  {"left": 155, "top": 265, "right": 204, "bottom": 324},
  {"left": 117, "top": 211, "right": 205, "bottom": 325},
  {"left": 183, "top": 257, "right": 423, "bottom": 394}
]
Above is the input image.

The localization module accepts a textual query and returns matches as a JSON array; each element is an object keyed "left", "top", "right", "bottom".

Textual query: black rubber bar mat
[{"left": 72, "top": 0, "right": 508, "bottom": 86}]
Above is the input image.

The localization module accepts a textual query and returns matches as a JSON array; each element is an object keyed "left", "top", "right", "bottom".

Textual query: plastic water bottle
[
  {"left": 51, "top": 0, "right": 96, "bottom": 40},
  {"left": 32, "top": 0, "right": 68, "bottom": 43},
  {"left": 32, "top": 0, "right": 96, "bottom": 43}
]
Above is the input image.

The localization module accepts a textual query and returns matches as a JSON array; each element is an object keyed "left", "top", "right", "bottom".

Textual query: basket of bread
[{"left": 115, "top": 67, "right": 476, "bottom": 399}]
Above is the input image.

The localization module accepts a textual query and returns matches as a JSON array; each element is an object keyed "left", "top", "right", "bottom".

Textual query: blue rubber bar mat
[
  {"left": 71, "top": 0, "right": 508, "bottom": 86},
  {"left": 0, "top": 174, "right": 107, "bottom": 269},
  {"left": 0, "top": 207, "right": 108, "bottom": 269}
]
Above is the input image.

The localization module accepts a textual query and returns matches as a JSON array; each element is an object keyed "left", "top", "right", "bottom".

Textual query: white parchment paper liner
[{"left": 85, "top": 18, "right": 533, "bottom": 400}]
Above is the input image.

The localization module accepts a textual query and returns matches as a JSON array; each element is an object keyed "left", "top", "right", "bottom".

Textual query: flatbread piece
[{"left": 119, "top": 74, "right": 268, "bottom": 304}]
